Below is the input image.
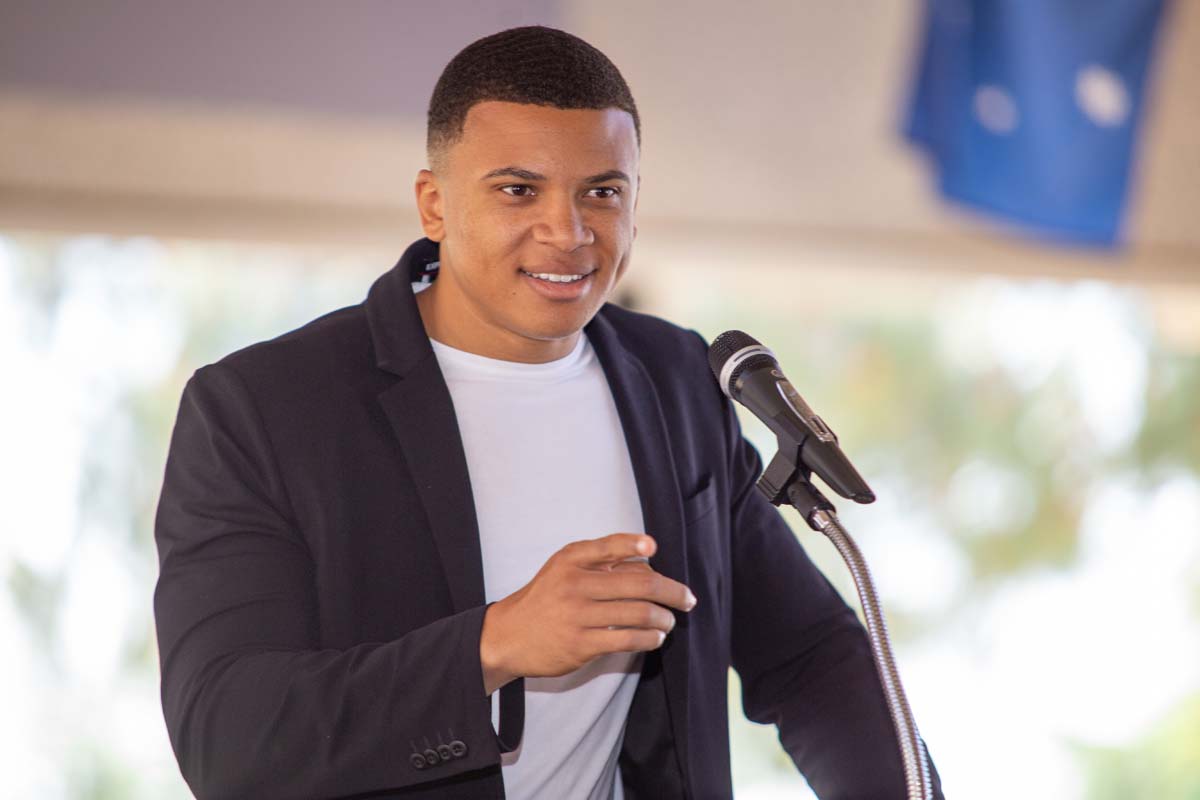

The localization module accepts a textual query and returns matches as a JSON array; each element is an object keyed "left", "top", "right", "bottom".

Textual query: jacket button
[
  {"left": 410, "top": 753, "right": 427, "bottom": 770},
  {"left": 437, "top": 744, "right": 453, "bottom": 761},
  {"left": 423, "top": 748, "right": 441, "bottom": 766},
  {"left": 449, "top": 739, "right": 467, "bottom": 758}
]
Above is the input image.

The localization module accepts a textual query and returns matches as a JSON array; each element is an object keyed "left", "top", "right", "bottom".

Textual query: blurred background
[{"left": 2, "top": 1, "right": 1198, "bottom": 798}]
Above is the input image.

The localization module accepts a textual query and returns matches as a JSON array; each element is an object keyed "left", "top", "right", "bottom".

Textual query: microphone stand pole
[{"left": 759, "top": 453, "right": 933, "bottom": 800}]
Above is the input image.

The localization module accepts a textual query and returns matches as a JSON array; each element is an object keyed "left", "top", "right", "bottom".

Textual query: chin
[
  {"left": 521, "top": 321, "right": 587, "bottom": 343},
  {"left": 516, "top": 308, "right": 597, "bottom": 342}
]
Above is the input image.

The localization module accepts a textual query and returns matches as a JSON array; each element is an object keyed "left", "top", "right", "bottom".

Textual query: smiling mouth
[{"left": 519, "top": 269, "right": 592, "bottom": 284}]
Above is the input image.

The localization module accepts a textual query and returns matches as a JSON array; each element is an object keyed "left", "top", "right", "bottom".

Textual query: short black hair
[{"left": 426, "top": 25, "right": 640, "bottom": 168}]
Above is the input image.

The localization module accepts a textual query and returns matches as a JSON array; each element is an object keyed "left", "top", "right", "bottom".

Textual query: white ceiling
[{"left": 0, "top": 0, "right": 1196, "bottom": 276}]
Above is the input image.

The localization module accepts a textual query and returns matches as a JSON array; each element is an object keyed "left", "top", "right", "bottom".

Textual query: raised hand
[{"left": 479, "top": 533, "right": 697, "bottom": 694}]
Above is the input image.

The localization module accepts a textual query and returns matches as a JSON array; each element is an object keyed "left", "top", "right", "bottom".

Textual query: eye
[
  {"left": 587, "top": 186, "right": 622, "bottom": 199},
  {"left": 500, "top": 184, "right": 536, "bottom": 197}
]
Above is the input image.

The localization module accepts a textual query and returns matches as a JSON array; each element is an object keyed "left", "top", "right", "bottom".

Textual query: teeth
[{"left": 524, "top": 271, "right": 585, "bottom": 283}]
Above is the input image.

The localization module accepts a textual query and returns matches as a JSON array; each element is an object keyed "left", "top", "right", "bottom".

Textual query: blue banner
[{"left": 904, "top": 0, "right": 1170, "bottom": 246}]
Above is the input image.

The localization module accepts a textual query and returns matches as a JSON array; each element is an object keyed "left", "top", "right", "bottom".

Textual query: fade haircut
[{"left": 426, "top": 25, "right": 640, "bottom": 170}]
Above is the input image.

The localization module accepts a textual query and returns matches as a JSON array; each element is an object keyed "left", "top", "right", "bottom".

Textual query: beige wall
[{"left": 1, "top": 0, "right": 1197, "bottom": 283}]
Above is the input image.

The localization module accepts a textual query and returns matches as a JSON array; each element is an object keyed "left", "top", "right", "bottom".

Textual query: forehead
[{"left": 449, "top": 101, "right": 639, "bottom": 175}]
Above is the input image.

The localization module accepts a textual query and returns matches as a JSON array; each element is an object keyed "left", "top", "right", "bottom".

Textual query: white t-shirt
[{"left": 429, "top": 331, "right": 645, "bottom": 800}]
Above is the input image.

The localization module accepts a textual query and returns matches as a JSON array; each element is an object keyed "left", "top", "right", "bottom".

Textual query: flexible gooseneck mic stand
[
  {"left": 759, "top": 452, "right": 933, "bottom": 800},
  {"left": 709, "top": 329, "right": 933, "bottom": 799}
]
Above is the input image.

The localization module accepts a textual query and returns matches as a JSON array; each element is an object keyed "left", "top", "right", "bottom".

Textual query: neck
[{"left": 415, "top": 280, "right": 580, "bottom": 363}]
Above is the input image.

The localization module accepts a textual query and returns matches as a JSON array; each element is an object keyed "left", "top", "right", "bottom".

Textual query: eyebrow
[
  {"left": 583, "top": 169, "right": 631, "bottom": 185},
  {"left": 480, "top": 166, "right": 631, "bottom": 184},
  {"left": 481, "top": 167, "right": 545, "bottom": 182}
]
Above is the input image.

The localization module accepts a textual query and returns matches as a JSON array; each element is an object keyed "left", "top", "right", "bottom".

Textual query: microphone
[{"left": 707, "top": 330, "right": 875, "bottom": 504}]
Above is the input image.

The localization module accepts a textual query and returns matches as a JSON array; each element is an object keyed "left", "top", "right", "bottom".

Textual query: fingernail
[
  {"left": 637, "top": 538, "right": 651, "bottom": 556},
  {"left": 685, "top": 590, "right": 697, "bottom": 610}
]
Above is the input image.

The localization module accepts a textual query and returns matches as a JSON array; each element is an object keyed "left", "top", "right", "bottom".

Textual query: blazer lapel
[
  {"left": 587, "top": 310, "right": 692, "bottom": 782},
  {"left": 376, "top": 364, "right": 485, "bottom": 614},
  {"left": 366, "top": 241, "right": 485, "bottom": 614}
]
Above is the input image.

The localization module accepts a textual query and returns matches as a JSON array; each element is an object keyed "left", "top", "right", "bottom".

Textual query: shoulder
[
  {"left": 194, "top": 302, "right": 376, "bottom": 401},
  {"left": 593, "top": 302, "right": 725, "bottom": 412},
  {"left": 595, "top": 302, "right": 710, "bottom": 366}
]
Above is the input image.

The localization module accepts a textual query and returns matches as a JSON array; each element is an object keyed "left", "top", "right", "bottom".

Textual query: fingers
[
  {"left": 564, "top": 533, "right": 656, "bottom": 567},
  {"left": 606, "top": 558, "right": 651, "bottom": 574},
  {"left": 581, "top": 569, "right": 697, "bottom": 612},
  {"left": 494, "top": 535, "right": 693, "bottom": 679},
  {"left": 585, "top": 626, "right": 667, "bottom": 655},
  {"left": 579, "top": 600, "right": 677, "bottom": 633}
]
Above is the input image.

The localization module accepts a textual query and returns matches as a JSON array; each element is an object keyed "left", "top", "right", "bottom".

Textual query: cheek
[
  {"left": 608, "top": 246, "right": 633, "bottom": 289},
  {"left": 598, "top": 214, "right": 635, "bottom": 266},
  {"left": 450, "top": 207, "right": 527, "bottom": 268},
  {"left": 475, "top": 204, "right": 532, "bottom": 244}
]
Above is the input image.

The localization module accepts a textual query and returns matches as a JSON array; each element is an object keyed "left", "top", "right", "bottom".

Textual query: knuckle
[{"left": 636, "top": 604, "right": 657, "bottom": 627}]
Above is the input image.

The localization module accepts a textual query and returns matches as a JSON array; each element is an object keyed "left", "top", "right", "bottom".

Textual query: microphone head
[{"left": 708, "top": 330, "right": 776, "bottom": 397}]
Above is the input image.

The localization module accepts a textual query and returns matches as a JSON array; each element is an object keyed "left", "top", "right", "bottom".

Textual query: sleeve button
[
  {"left": 410, "top": 752, "right": 427, "bottom": 770},
  {"left": 423, "top": 748, "right": 441, "bottom": 766},
  {"left": 437, "top": 744, "right": 453, "bottom": 761},
  {"left": 449, "top": 739, "right": 468, "bottom": 758}
]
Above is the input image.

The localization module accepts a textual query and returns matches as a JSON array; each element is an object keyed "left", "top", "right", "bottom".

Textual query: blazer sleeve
[
  {"left": 153, "top": 363, "right": 501, "bottom": 799},
  {"left": 722, "top": 398, "right": 946, "bottom": 799}
]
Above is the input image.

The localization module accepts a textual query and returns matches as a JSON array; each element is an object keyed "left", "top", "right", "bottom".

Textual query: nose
[{"left": 533, "top": 195, "right": 594, "bottom": 252}]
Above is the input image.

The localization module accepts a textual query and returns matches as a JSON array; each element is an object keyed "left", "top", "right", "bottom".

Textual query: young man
[{"left": 154, "top": 26, "right": 943, "bottom": 800}]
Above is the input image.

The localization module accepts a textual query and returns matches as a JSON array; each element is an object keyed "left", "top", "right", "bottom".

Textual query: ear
[
  {"left": 415, "top": 169, "right": 446, "bottom": 241},
  {"left": 633, "top": 173, "right": 642, "bottom": 239}
]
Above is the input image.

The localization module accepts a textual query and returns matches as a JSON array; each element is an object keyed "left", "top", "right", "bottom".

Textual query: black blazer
[{"left": 154, "top": 238, "right": 942, "bottom": 799}]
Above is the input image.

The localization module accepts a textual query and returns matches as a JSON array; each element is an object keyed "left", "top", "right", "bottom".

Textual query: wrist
[{"left": 480, "top": 601, "right": 515, "bottom": 695}]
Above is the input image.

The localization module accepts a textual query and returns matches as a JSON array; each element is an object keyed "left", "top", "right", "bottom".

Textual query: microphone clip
[{"left": 757, "top": 448, "right": 837, "bottom": 531}]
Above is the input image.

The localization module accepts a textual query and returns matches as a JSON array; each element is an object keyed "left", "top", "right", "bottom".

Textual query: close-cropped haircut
[{"left": 426, "top": 25, "right": 640, "bottom": 169}]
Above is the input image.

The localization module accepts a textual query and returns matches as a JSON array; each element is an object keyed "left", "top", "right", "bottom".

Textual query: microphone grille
[{"left": 707, "top": 330, "right": 762, "bottom": 381}]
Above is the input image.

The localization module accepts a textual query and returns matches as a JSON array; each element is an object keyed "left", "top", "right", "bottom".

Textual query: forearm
[
  {"left": 162, "top": 605, "right": 499, "bottom": 799},
  {"left": 740, "top": 605, "right": 945, "bottom": 799}
]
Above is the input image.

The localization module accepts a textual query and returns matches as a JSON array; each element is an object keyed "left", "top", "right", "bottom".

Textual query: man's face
[{"left": 415, "top": 101, "right": 639, "bottom": 359}]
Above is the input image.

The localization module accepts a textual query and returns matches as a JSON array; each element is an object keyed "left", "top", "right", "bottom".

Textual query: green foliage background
[{"left": 2, "top": 231, "right": 1197, "bottom": 798}]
